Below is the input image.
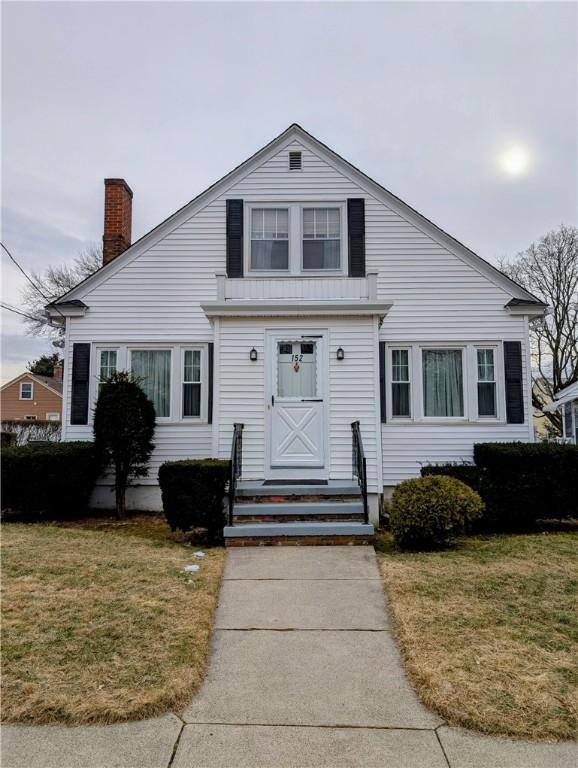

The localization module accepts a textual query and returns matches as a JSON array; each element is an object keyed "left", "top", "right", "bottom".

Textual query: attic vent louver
[{"left": 289, "top": 151, "right": 302, "bottom": 171}]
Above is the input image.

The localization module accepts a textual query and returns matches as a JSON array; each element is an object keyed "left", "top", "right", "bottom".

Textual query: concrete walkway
[{"left": 2, "top": 547, "right": 575, "bottom": 768}]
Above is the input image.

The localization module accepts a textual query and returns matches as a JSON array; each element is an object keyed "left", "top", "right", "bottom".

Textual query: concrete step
[
  {"left": 236, "top": 481, "right": 360, "bottom": 498},
  {"left": 233, "top": 501, "right": 364, "bottom": 523},
  {"left": 224, "top": 521, "right": 374, "bottom": 547}
]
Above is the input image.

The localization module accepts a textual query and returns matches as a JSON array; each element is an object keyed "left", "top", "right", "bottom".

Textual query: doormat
[{"left": 263, "top": 479, "right": 328, "bottom": 486}]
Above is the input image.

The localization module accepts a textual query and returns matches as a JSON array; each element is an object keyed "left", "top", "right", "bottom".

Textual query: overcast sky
[{"left": 2, "top": 1, "right": 577, "bottom": 382}]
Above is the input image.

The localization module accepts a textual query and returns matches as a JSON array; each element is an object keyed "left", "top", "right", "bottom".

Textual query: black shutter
[
  {"left": 226, "top": 199, "right": 243, "bottom": 278},
  {"left": 379, "top": 341, "right": 386, "bottom": 423},
  {"left": 207, "top": 342, "right": 214, "bottom": 424},
  {"left": 503, "top": 341, "right": 524, "bottom": 424},
  {"left": 347, "top": 198, "right": 365, "bottom": 277},
  {"left": 70, "top": 343, "right": 90, "bottom": 425}
]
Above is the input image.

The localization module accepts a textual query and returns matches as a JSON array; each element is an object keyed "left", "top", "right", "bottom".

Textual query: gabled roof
[
  {"left": 0, "top": 372, "right": 63, "bottom": 396},
  {"left": 50, "top": 123, "right": 542, "bottom": 307}
]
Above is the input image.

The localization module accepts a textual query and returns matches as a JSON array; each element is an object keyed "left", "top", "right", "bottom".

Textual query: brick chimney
[
  {"left": 102, "top": 178, "right": 133, "bottom": 265},
  {"left": 53, "top": 360, "right": 64, "bottom": 381}
]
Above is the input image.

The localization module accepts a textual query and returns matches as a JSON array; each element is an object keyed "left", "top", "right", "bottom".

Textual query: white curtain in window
[
  {"left": 277, "top": 343, "right": 317, "bottom": 398},
  {"left": 131, "top": 350, "right": 171, "bottom": 417},
  {"left": 422, "top": 349, "right": 463, "bottom": 417}
]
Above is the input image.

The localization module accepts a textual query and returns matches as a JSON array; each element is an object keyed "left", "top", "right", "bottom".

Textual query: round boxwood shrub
[{"left": 390, "top": 475, "right": 483, "bottom": 550}]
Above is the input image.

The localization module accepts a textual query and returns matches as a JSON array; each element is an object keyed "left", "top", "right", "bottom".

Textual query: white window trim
[
  {"left": 180, "top": 346, "right": 208, "bottom": 422},
  {"left": 300, "top": 202, "right": 347, "bottom": 275},
  {"left": 98, "top": 349, "right": 118, "bottom": 383},
  {"left": 474, "top": 346, "right": 500, "bottom": 420},
  {"left": 389, "top": 347, "right": 412, "bottom": 420},
  {"left": 24, "top": 415, "right": 37, "bottom": 421},
  {"left": 46, "top": 412, "right": 60, "bottom": 421},
  {"left": 20, "top": 382, "right": 33, "bottom": 400},
  {"left": 244, "top": 201, "right": 347, "bottom": 277},
  {"left": 90, "top": 343, "right": 209, "bottom": 425},
  {"left": 385, "top": 342, "right": 506, "bottom": 424}
]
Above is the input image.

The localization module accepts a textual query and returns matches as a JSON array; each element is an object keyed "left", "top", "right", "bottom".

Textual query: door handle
[
  {"left": 271, "top": 394, "right": 275, "bottom": 406},
  {"left": 301, "top": 398, "right": 322, "bottom": 402}
]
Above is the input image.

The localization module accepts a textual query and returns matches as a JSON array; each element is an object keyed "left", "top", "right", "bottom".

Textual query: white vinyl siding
[{"left": 215, "top": 316, "right": 380, "bottom": 492}]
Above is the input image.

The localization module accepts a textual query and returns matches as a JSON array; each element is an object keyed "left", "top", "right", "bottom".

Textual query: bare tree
[
  {"left": 499, "top": 224, "right": 578, "bottom": 434},
  {"left": 20, "top": 244, "right": 102, "bottom": 338}
]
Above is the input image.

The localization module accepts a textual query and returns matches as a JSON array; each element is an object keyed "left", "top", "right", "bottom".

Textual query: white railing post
[
  {"left": 216, "top": 273, "right": 226, "bottom": 301},
  {"left": 367, "top": 272, "right": 378, "bottom": 300}
]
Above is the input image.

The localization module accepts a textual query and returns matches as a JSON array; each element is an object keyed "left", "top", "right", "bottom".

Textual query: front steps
[{"left": 224, "top": 481, "right": 374, "bottom": 546}]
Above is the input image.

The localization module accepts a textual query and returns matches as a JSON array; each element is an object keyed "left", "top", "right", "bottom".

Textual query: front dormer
[{"left": 226, "top": 195, "right": 366, "bottom": 279}]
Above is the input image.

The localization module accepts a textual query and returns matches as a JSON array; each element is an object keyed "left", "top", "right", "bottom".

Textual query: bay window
[
  {"left": 250, "top": 208, "right": 289, "bottom": 270},
  {"left": 476, "top": 348, "right": 497, "bottom": 417},
  {"left": 130, "top": 349, "right": 171, "bottom": 418}
]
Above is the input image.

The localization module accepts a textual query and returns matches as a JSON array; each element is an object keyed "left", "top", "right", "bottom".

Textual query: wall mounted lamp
[
  {"left": 336, "top": 347, "right": 345, "bottom": 361},
  {"left": 249, "top": 348, "right": 258, "bottom": 361}
]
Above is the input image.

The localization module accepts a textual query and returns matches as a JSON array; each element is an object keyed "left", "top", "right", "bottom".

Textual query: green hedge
[
  {"left": 421, "top": 442, "right": 578, "bottom": 530},
  {"left": 474, "top": 442, "right": 577, "bottom": 528},
  {"left": 1, "top": 442, "right": 100, "bottom": 519},
  {"left": 421, "top": 463, "right": 482, "bottom": 494},
  {"left": 390, "top": 475, "right": 484, "bottom": 550},
  {"left": 158, "top": 459, "right": 230, "bottom": 544}
]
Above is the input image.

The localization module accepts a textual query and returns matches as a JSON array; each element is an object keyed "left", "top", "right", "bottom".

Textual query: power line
[
  {"left": 0, "top": 241, "right": 66, "bottom": 322},
  {"left": 1, "top": 302, "right": 54, "bottom": 325}
]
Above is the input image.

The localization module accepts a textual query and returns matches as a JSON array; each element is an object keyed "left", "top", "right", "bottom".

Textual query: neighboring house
[
  {"left": 0, "top": 370, "right": 63, "bottom": 422},
  {"left": 46, "top": 124, "right": 545, "bottom": 533},
  {"left": 543, "top": 381, "right": 578, "bottom": 444}
]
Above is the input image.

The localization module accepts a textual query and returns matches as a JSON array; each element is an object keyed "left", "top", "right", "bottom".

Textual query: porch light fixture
[
  {"left": 336, "top": 347, "right": 345, "bottom": 361},
  {"left": 249, "top": 348, "right": 258, "bottom": 361}
]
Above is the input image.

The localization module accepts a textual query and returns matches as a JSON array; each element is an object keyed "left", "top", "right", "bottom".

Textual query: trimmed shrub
[
  {"left": 473, "top": 442, "right": 578, "bottom": 529},
  {"left": 421, "top": 462, "right": 482, "bottom": 494},
  {"left": 158, "top": 459, "right": 230, "bottom": 544},
  {"left": 390, "top": 475, "right": 484, "bottom": 550},
  {"left": 93, "top": 373, "right": 156, "bottom": 518},
  {"left": 1, "top": 442, "right": 99, "bottom": 519}
]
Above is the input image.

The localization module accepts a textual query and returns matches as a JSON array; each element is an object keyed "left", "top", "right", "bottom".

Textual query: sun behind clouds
[{"left": 497, "top": 145, "right": 533, "bottom": 177}]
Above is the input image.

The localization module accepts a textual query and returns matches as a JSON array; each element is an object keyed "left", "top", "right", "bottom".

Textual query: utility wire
[
  {"left": 1, "top": 241, "right": 66, "bottom": 322},
  {"left": 1, "top": 302, "right": 54, "bottom": 325}
]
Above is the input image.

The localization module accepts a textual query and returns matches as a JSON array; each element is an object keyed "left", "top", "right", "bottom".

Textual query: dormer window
[
  {"left": 245, "top": 202, "right": 346, "bottom": 274},
  {"left": 302, "top": 207, "right": 341, "bottom": 270},
  {"left": 250, "top": 208, "right": 289, "bottom": 270}
]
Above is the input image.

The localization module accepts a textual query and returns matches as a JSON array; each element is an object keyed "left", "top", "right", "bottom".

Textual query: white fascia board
[
  {"left": 201, "top": 299, "right": 393, "bottom": 318},
  {"left": 55, "top": 123, "right": 539, "bottom": 305},
  {"left": 46, "top": 306, "right": 87, "bottom": 319}
]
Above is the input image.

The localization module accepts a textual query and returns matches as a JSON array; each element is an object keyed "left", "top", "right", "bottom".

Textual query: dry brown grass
[
  {"left": 1, "top": 515, "right": 225, "bottom": 725},
  {"left": 376, "top": 531, "right": 578, "bottom": 741}
]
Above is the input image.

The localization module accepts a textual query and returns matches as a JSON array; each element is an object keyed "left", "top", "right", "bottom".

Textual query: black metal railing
[
  {"left": 351, "top": 420, "right": 368, "bottom": 524},
  {"left": 229, "top": 422, "right": 244, "bottom": 526}
]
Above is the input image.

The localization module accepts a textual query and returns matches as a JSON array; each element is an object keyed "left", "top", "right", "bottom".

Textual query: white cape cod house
[{"left": 48, "top": 125, "right": 545, "bottom": 541}]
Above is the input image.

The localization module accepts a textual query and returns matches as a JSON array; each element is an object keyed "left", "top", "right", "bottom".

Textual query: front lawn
[
  {"left": 376, "top": 531, "right": 578, "bottom": 741},
  {"left": 1, "top": 515, "right": 224, "bottom": 724}
]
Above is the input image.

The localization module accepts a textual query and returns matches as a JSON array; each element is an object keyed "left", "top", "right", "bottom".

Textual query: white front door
[{"left": 268, "top": 333, "right": 326, "bottom": 476}]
